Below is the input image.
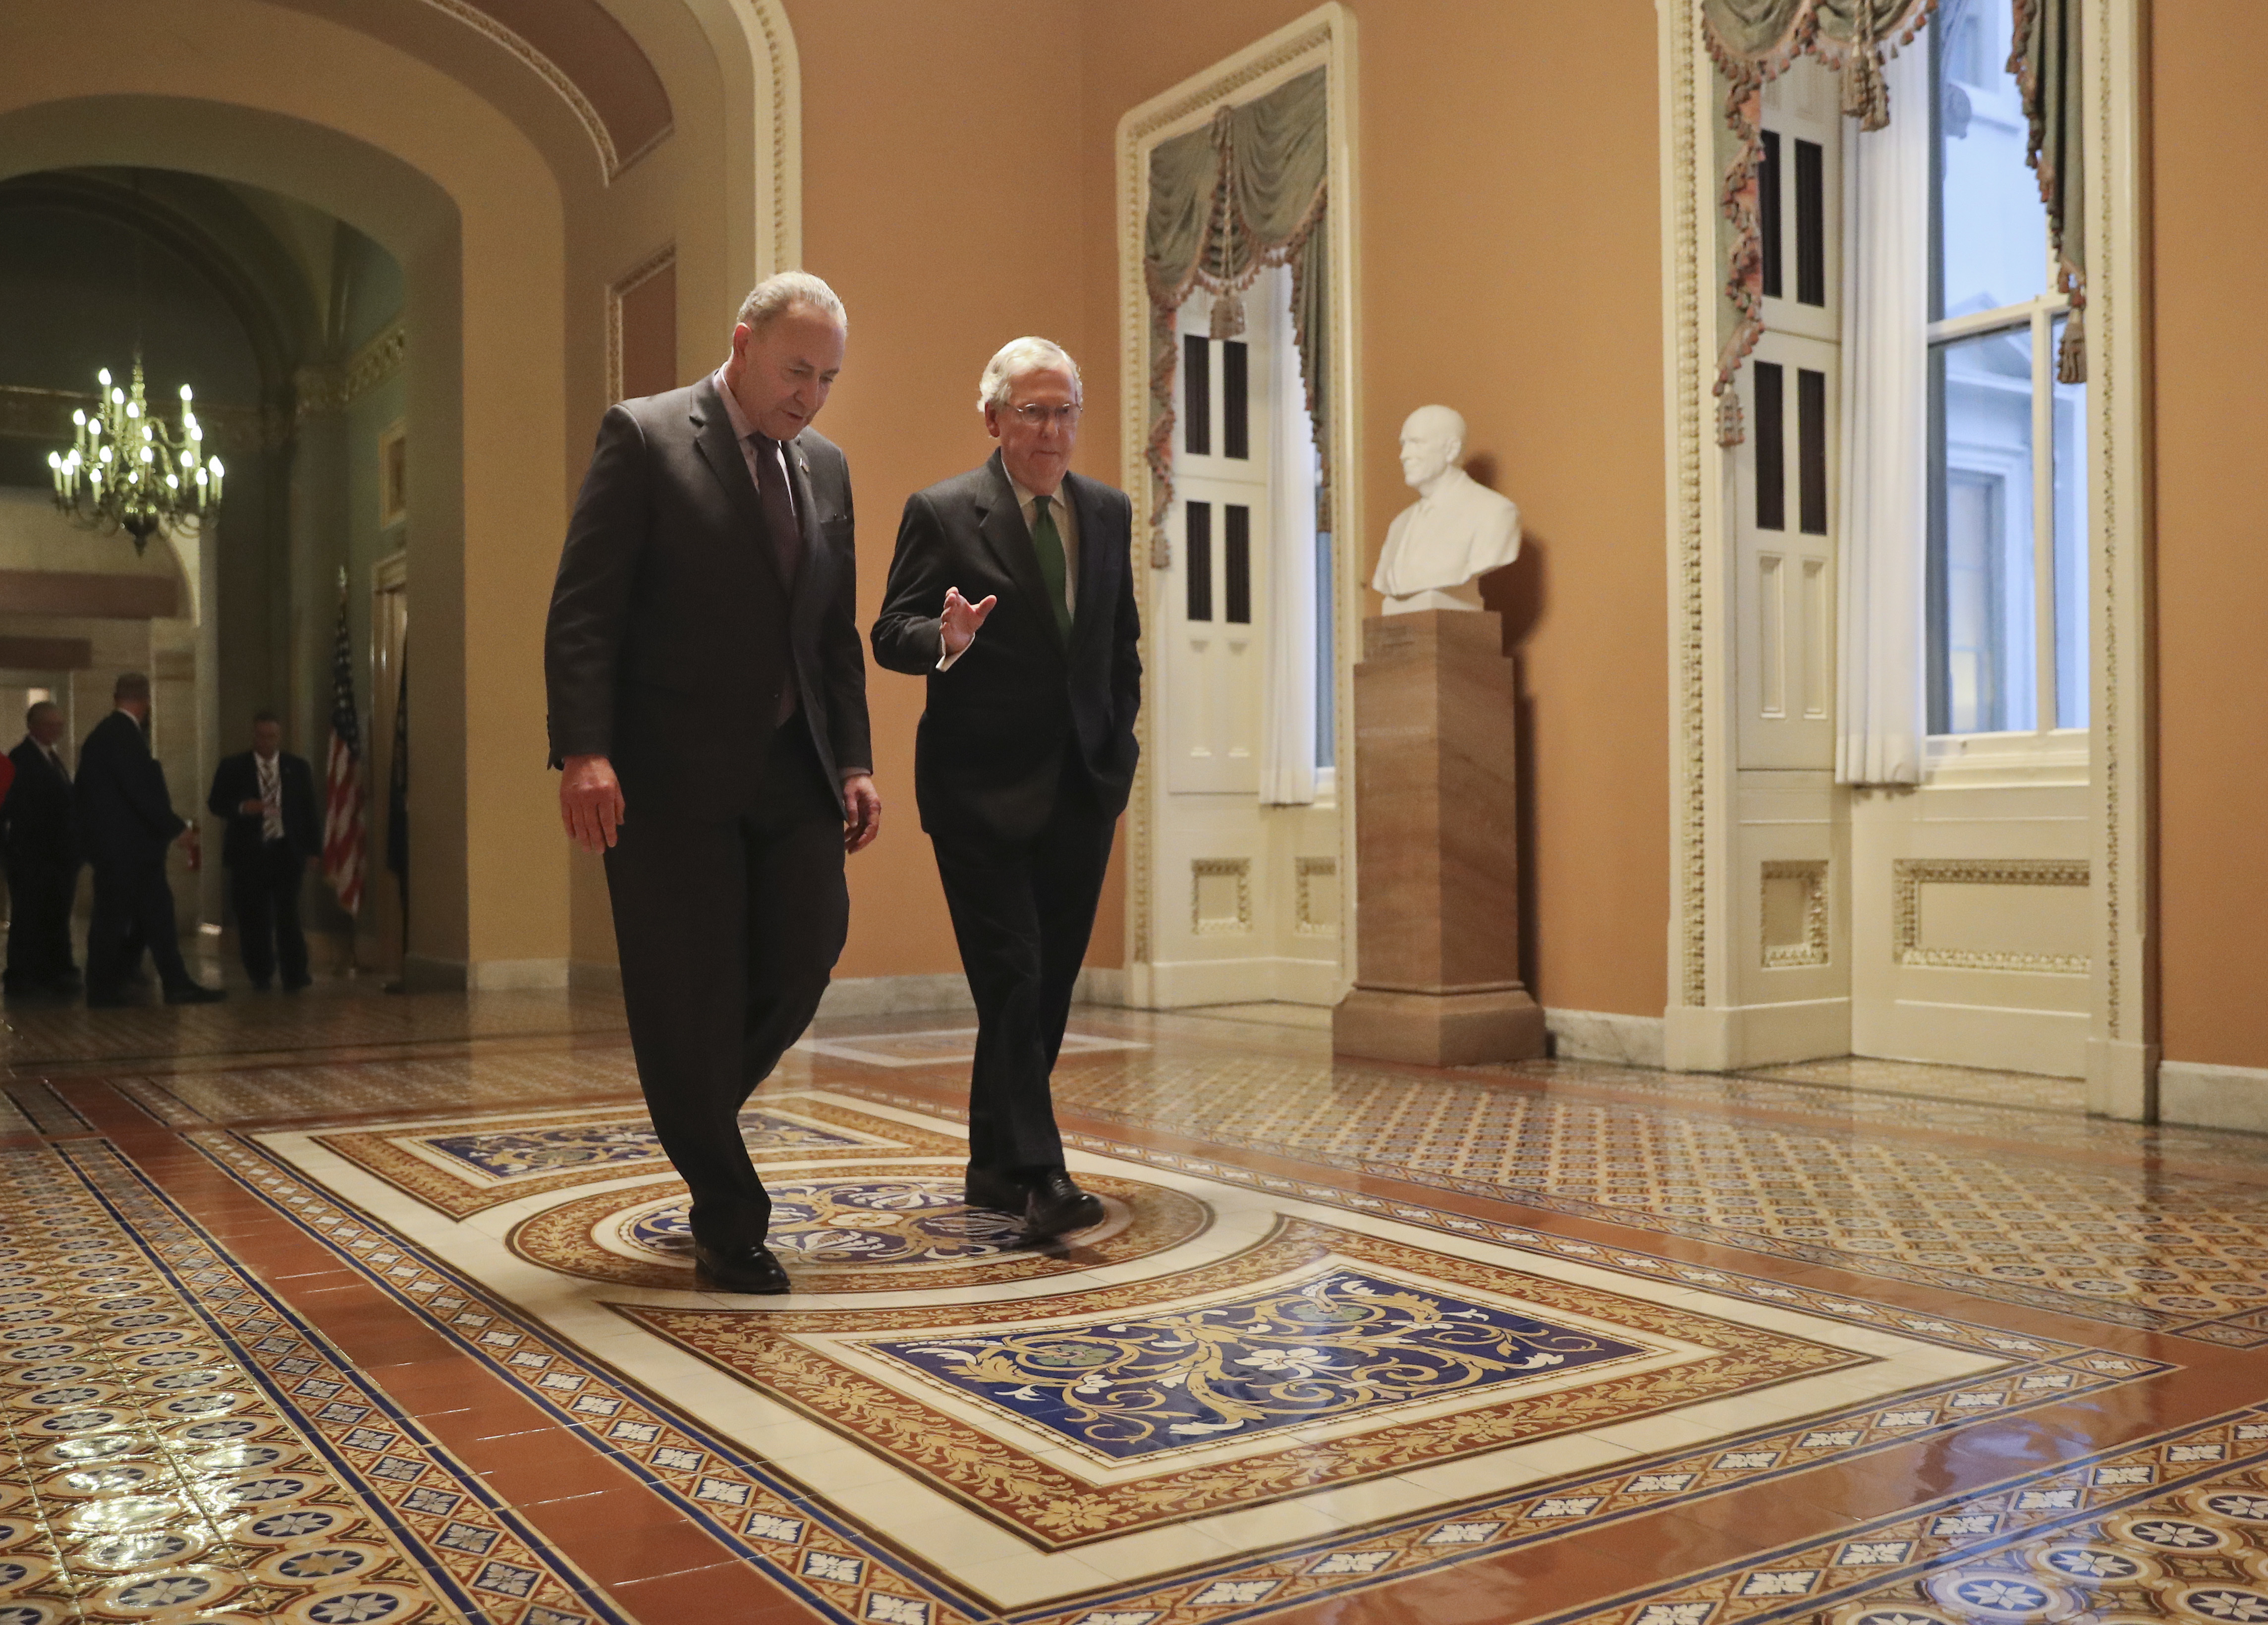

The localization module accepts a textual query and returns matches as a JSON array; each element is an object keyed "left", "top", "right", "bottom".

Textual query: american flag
[{"left": 322, "top": 589, "right": 366, "bottom": 915}]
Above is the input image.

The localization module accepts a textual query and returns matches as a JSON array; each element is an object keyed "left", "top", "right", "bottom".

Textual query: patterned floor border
[
  {"left": 175, "top": 1115, "right": 2189, "bottom": 1625},
  {"left": 4, "top": 1138, "right": 629, "bottom": 1625},
  {"left": 828, "top": 1079, "right": 2268, "bottom": 1348},
  {"left": 1544, "top": 1405, "right": 2268, "bottom": 1625}
]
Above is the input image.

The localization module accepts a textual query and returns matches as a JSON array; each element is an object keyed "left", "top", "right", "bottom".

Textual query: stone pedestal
[{"left": 1333, "top": 609, "right": 1546, "bottom": 1066}]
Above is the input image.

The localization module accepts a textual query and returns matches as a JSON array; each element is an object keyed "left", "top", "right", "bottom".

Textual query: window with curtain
[{"left": 1926, "top": 0, "right": 2087, "bottom": 738}]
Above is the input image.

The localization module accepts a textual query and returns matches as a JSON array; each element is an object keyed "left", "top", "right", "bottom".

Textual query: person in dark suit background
[
  {"left": 546, "top": 271, "right": 879, "bottom": 1296},
  {"left": 77, "top": 672, "right": 223, "bottom": 1006},
  {"left": 3, "top": 700, "right": 81, "bottom": 997},
  {"left": 207, "top": 710, "right": 323, "bottom": 992},
  {"left": 872, "top": 337, "right": 1140, "bottom": 1240}
]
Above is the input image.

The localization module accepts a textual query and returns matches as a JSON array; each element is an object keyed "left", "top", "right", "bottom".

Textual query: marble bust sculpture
[{"left": 1370, "top": 405, "right": 1522, "bottom": 614}]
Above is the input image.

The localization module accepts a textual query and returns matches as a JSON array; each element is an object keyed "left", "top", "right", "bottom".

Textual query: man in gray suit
[{"left": 545, "top": 271, "right": 879, "bottom": 1295}]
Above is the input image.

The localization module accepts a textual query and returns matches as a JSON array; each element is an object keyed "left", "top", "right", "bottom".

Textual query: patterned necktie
[
  {"left": 753, "top": 436, "right": 803, "bottom": 724},
  {"left": 1030, "top": 494, "right": 1071, "bottom": 644},
  {"left": 259, "top": 756, "right": 283, "bottom": 842}
]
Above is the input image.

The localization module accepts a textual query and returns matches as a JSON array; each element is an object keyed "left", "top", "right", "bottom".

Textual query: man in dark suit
[
  {"left": 3, "top": 700, "right": 81, "bottom": 997},
  {"left": 546, "top": 271, "right": 878, "bottom": 1296},
  {"left": 207, "top": 710, "right": 323, "bottom": 991},
  {"left": 77, "top": 672, "right": 223, "bottom": 1006},
  {"left": 872, "top": 337, "right": 1140, "bottom": 1241}
]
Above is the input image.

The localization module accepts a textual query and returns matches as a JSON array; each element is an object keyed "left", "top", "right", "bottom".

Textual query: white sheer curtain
[
  {"left": 1260, "top": 267, "right": 1320, "bottom": 806},
  {"left": 1836, "top": 45, "right": 1931, "bottom": 786}
]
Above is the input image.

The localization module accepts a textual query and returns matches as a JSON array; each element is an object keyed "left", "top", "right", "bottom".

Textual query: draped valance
[
  {"left": 1143, "top": 67, "right": 1329, "bottom": 564},
  {"left": 1704, "top": 0, "right": 1938, "bottom": 445},
  {"left": 2011, "top": 0, "right": 2085, "bottom": 383}
]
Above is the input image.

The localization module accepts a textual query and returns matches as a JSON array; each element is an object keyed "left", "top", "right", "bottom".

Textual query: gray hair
[
  {"left": 735, "top": 271, "right": 846, "bottom": 336},
  {"left": 24, "top": 699, "right": 57, "bottom": 728},
  {"left": 113, "top": 672, "right": 150, "bottom": 705},
  {"left": 978, "top": 337, "right": 1081, "bottom": 413}
]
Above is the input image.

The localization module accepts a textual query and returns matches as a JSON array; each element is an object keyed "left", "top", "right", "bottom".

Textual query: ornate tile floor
[{"left": 3, "top": 983, "right": 2265, "bottom": 1622}]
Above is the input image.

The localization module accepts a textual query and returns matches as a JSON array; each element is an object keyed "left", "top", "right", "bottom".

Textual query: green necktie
[{"left": 1030, "top": 493, "right": 1072, "bottom": 643}]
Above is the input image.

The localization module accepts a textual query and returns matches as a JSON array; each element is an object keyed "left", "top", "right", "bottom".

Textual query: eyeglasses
[{"left": 1004, "top": 402, "right": 1082, "bottom": 428}]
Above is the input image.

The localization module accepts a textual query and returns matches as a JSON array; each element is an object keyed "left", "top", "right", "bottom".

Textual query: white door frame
[
  {"left": 1112, "top": 3, "right": 1363, "bottom": 1007},
  {"left": 1653, "top": 0, "right": 2155, "bottom": 1115}
]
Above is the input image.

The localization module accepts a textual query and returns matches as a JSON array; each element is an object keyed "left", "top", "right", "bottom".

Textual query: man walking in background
[
  {"left": 77, "top": 672, "right": 223, "bottom": 1006},
  {"left": 546, "top": 271, "right": 878, "bottom": 1296},
  {"left": 3, "top": 700, "right": 81, "bottom": 998},
  {"left": 208, "top": 710, "right": 323, "bottom": 991},
  {"left": 872, "top": 337, "right": 1141, "bottom": 1241}
]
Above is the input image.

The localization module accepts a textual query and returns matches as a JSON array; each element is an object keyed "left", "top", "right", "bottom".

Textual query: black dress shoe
[
  {"left": 963, "top": 1168, "right": 1029, "bottom": 1214},
  {"left": 85, "top": 987, "right": 132, "bottom": 1008},
  {"left": 250, "top": 978, "right": 272, "bottom": 992},
  {"left": 163, "top": 982, "right": 226, "bottom": 1006},
  {"left": 692, "top": 1240, "right": 791, "bottom": 1295},
  {"left": 282, "top": 973, "right": 312, "bottom": 993},
  {"left": 1022, "top": 1170, "right": 1105, "bottom": 1241}
]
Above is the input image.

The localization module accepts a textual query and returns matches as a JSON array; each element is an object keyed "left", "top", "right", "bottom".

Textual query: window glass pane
[
  {"left": 1929, "top": 324, "right": 2037, "bottom": 734},
  {"left": 1933, "top": 0, "right": 2048, "bottom": 320},
  {"left": 1185, "top": 500, "right": 1213, "bottom": 622},
  {"left": 2051, "top": 317, "right": 2089, "bottom": 729},
  {"left": 1182, "top": 335, "right": 1211, "bottom": 455},
  {"left": 1759, "top": 130, "right": 1783, "bottom": 300}
]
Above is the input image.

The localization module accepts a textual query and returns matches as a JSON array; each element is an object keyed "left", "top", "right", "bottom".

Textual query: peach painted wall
[
  {"left": 2153, "top": 0, "right": 2268, "bottom": 1070},
  {"left": 785, "top": 0, "right": 1092, "bottom": 979}
]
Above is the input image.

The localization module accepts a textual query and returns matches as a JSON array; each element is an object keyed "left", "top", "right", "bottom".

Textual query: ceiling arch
[{"left": 414, "top": 0, "right": 673, "bottom": 179}]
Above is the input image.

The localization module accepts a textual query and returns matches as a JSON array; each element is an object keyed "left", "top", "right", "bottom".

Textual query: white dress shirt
[{"left": 938, "top": 473, "right": 1078, "bottom": 671}]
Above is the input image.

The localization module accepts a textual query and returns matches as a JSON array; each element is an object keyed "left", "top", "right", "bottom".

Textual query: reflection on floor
[{"left": 2, "top": 983, "right": 2265, "bottom": 1624}]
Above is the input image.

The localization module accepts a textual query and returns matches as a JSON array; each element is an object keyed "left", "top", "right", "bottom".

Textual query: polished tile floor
[{"left": 2, "top": 976, "right": 2265, "bottom": 1624}]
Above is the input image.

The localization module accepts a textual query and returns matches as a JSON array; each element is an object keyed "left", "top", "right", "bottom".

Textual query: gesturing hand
[
  {"left": 940, "top": 586, "right": 997, "bottom": 657},
  {"left": 841, "top": 773, "right": 882, "bottom": 854},
  {"left": 559, "top": 753, "right": 626, "bottom": 853}
]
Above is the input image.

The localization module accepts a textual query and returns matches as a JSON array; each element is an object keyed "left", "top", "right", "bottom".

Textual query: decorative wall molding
[
  {"left": 1294, "top": 855, "right": 1339, "bottom": 938},
  {"left": 411, "top": 0, "right": 671, "bottom": 182},
  {"left": 1761, "top": 860, "right": 1830, "bottom": 969},
  {"left": 1191, "top": 858, "right": 1254, "bottom": 935},
  {"left": 295, "top": 320, "right": 407, "bottom": 421},
  {"left": 605, "top": 245, "right": 675, "bottom": 405},
  {"left": 1891, "top": 859, "right": 2092, "bottom": 975},
  {"left": 1115, "top": 4, "right": 1358, "bottom": 985},
  {"left": 0, "top": 383, "right": 278, "bottom": 454},
  {"left": 1660, "top": 0, "right": 1712, "bottom": 1015}
]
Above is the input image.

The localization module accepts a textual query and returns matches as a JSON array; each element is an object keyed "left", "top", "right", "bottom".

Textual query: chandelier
[{"left": 47, "top": 355, "right": 225, "bottom": 555}]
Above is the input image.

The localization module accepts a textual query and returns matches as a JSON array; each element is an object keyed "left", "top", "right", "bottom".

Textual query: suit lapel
[
  {"left": 690, "top": 379, "right": 787, "bottom": 595},
  {"left": 975, "top": 451, "right": 1064, "bottom": 661},
  {"left": 1063, "top": 472, "right": 1114, "bottom": 656},
  {"left": 784, "top": 436, "right": 827, "bottom": 620}
]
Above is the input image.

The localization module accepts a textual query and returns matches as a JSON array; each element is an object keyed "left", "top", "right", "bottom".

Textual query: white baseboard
[
  {"left": 1075, "top": 966, "right": 1129, "bottom": 1007},
  {"left": 402, "top": 955, "right": 572, "bottom": 992},
  {"left": 1543, "top": 1008, "right": 1665, "bottom": 1068},
  {"left": 814, "top": 972, "right": 974, "bottom": 1021},
  {"left": 2087, "top": 1037, "right": 2159, "bottom": 1121},
  {"left": 2159, "top": 1058, "right": 2268, "bottom": 1136},
  {"left": 570, "top": 960, "right": 622, "bottom": 994},
  {"left": 1663, "top": 998, "right": 1852, "bottom": 1071},
  {"left": 1127, "top": 956, "right": 1344, "bottom": 1009}
]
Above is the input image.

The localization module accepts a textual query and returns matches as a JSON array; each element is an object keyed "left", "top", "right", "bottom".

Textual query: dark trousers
[
  {"left": 604, "top": 722, "right": 848, "bottom": 1250},
  {"left": 231, "top": 842, "right": 308, "bottom": 986},
  {"left": 87, "top": 856, "right": 192, "bottom": 996},
  {"left": 933, "top": 759, "right": 1116, "bottom": 1181},
  {"left": 3, "top": 856, "right": 79, "bottom": 987}
]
